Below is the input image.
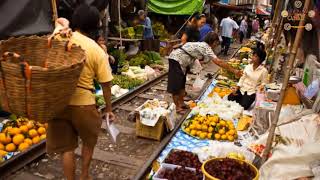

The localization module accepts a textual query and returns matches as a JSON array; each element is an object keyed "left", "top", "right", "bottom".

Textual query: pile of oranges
[
  {"left": 183, "top": 114, "right": 237, "bottom": 141},
  {"left": 208, "top": 87, "right": 233, "bottom": 98},
  {"left": 0, "top": 118, "right": 47, "bottom": 158}
]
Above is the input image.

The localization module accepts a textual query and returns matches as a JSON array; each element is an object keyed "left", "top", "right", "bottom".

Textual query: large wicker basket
[{"left": 0, "top": 36, "right": 85, "bottom": 122}]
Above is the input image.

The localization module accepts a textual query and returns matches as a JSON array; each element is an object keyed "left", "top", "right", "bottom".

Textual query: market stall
[{"left": 137, "top": 25, "right": 320, "bottom": 178}]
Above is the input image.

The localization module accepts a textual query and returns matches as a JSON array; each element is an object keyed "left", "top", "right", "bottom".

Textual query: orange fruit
[
  {"left": 19, "top": 125, "right": 29, "bottom": 133},
  {"left": 5, "top": 143, "right": 16, "bottom": 152},
  {"left": 208, "top": 127, "right": 214, "bottom": 133},
  {"left": 12, "top": 134, "right": 25, "bottom": 145},
  {"left": 0, "top": 143, "right": 4, "bottom": 150},
  {"left": 228, "top": 130, "right": 236, "bottom": 136},
  {"left": 8, "top": 127, "right": 21, "bottom": 136},
  {"left": 24, "top": 138, "right": 33, "bottom": 146},
  {"left": 207, "top": 133, "right": 213, "bottom": 139},
  {"left": 214, "top": 133, "right": 221, "bottom": 140},
  {"left": 219, "top": 120, "right": 226, "bottom": 127},
  {"left": 0, "top": 133, "right": 12, "bottom": 144},
  {"left": 44, "top": 123, "right": 48, "bottom": 129},
  {"left": 32, "top": 136, "right": 40, "bottom": 144},
  {"left": 199, "top": 132, "right": 207, "bottom": 139},
  {"left": 40, "top": 134, "right": 46, "bottom": 140},
  {"left": 221, "top": 135, "right": 227, "bottom": 140},
  {"left": 26, "top": 121, "right": 34, "bottom": 129},
  {"left": 28, "top": 129, "right": 38, "bottom": 138},
  {"left": 190, "top": 130, "right": 197, "bottom": 136},
  {"left": 219, "top": 129, "right": 225, "bottom": 135},
  {"left": 3, "top": 126, "right": 12, "bottom": 133},
  {"left": 37, "top": 127, "right": 46, "bottom": 135},
  {"left": 18, "top": 142, "right": 30, "bottom": 152},
  {"left": 228, "top": 135, "right": 235, "bottom": 142},
  {"left": 201, "top": 125, "right": 208, "bottom": 132},
  {"left": 0, "top": 149, "right": 7, "bottom": 157}
]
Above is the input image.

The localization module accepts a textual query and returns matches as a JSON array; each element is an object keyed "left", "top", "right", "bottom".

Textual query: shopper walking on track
[
  {"left": 239, "top": 16, "right": 248, "bottom": 44},
  {"left": 47, "top": 4, "right": 115, "bottom": 180},
  {"left": 252, "top": 17, "right": 260, "bottom": 34},
  {"left": 220, "top": 14, "right": 239, "bottom": 55},
  {"left": 168, "top": 32, "right": 239, "bottom": 113}
]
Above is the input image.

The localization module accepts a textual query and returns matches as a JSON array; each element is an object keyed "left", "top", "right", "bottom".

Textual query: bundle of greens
[
  {"left": 129, "top": 51, "right": 163, "bottom": 67},
  {"left": 95, "top": 95, "right": 105, "bottom": 107},
  {"left": 144, "top": 51, "right": 163, "bottom": 65},
  {"left": 112, "top": 75, "right": 144, "bottom": 89},
  {"left": 152, "top": 22, "right": 169, "bottom": 41}
]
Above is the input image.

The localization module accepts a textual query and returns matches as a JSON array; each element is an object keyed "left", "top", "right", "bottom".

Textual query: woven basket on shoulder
[{"left": 0, "top": 36, "right": 85, "bottom": 122}]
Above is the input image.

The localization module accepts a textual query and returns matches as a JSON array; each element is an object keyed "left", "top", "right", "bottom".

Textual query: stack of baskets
[{"left": 0, "top": 36, "right": 85, "bottom": 122}]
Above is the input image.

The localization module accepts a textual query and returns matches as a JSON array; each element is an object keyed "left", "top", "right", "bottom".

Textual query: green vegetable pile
[
  {"left": 152, "top": 22, "right": 170, "bottom": 41},
  {"left": 95, "top": 95, "right": 105, "bottom": 107},
  {"left": 112, "top": 75, "right": 144, "bottom": 89},
  {"left": 129, "top": 51, "right": 163, "bottom": 67},
  {"left": 109, "top": 49, "right": 128, "bottom": 67}
]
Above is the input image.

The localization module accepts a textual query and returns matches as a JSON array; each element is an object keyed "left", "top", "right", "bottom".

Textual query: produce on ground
[
  {"left": 203, "top": 158, "right": 256, "bottom": 180},
  {"left": 237, "top": 115, "right": 253, "bottom": 131},
  {"left": 164, "top": 149, "right": 202, "bottom": 170},
  {"left": 227, "top": 152, "right": 246, "bottom": 161},
  {"left": 192, "top": 94, "right": 243, "bottom": 120},
  {"left": 208, "top": 86, "right": 233, "bottom": 98},
  {"left": 0, "top": 117, "right": 47, "bottom": 162},
  {"left": 238, "top": 47, "right": 252, "bottom": 53},
  {"left": 216, "top": 80, "right": 237, "bottom": 87},
  {"left": 112, "top": 75, "right": 144, "bottom": 90},
  {"left": 95, "top": 95, "right": 105, "bottom": 107},
  {"left": 182, "top": 114, "right": 238, "bottom": 141},
  {"left": 157, "top": 166, "right": 203, "bottom": 180},
  {"left": 129, "top": 51, "right": 163, "bottom": 67}
]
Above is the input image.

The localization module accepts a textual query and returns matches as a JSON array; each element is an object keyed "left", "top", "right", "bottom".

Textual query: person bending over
[{"left": 167, "top": 32, "right": 237, "bottom": 113}]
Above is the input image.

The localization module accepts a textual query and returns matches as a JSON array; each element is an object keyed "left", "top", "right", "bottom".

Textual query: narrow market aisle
[{"left": 7, "top": 42, "right": 242, "bottom": 180}]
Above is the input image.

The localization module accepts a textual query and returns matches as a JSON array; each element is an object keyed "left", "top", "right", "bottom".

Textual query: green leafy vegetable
[{"left": 112, "top": 75, "right": 144, "bottom": 89}]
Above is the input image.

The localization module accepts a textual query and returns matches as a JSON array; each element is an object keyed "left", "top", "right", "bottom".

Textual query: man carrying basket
[{"left": 47, "top": 4, "right": 115, "bottom": 180}]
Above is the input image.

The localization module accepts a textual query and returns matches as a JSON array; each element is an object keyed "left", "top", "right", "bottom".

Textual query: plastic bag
[
  {"left": 192, "top": 75, "right": 206, "bottom": 92},
  {"left": 145, "top": 65, "right": 156, "bottom": 79},
  {"left": 190, "top": 59, "right": 202, "bottom": 74},
  {"left": 304, "top": 79, "right": 320, "bottom": 99}
]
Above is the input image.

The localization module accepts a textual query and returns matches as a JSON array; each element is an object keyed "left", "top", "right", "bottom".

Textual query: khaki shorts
[{"left": 46, "top": 105, "right": 102, "bottom": 154}]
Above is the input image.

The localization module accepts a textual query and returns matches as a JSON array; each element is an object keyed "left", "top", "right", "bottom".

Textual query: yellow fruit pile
[
  {"left": 0, "top": 119, "right": 47, "bottom": 156},
  {"left": 184, "top": 114, "right": 238, "bottom": 141},
  {"left": 208, "top": 87, "right": 233, "bottom": 98}
]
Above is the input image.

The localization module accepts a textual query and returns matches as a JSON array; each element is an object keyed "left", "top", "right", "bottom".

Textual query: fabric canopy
[
  {"left": 0, "top": 0, "right": 54, "bottom": 40},
  {"left": 147, "top": 0, "right": 204, "bottom": 15}
]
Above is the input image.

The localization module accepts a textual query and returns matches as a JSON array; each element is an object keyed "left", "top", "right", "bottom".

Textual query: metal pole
[
  {"left": 118, "top": 0, "right": 123, "bottom": 47},
  {"left": 261, "top": 0, "right": 311, "bottom": 163}
]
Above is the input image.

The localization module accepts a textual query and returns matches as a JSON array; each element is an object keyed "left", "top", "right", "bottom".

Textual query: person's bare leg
[
  {"left": 179, "top": 90, "right": 187, "bottom": 109},
  {"left": 80, "top": 145, "right": 94, "bottom": 180},
  {"left": 173, "top": 94, "right": 181, "bottom": 110},
  {"left": 63, "top": 151, "right": 76, "bottom": 180}
]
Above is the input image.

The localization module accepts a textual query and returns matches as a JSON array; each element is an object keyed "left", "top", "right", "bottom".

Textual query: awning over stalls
[
  {"left": 147, "top": 0, "right": 204, "bottom": 15},
  {"left": 0, "top": 0, "right": 54, "bottom": 40},
  {"left": 256, "top": 7, "right": 271, "bottom": 16}
]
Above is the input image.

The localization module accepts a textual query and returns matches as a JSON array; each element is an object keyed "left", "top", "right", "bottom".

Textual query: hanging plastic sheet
[{"left": 0, "top": 0, "right": 54, "bottom": 40}]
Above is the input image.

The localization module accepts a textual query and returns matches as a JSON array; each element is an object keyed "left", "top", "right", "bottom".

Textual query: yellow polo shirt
[{"left": 66, "top": 31, "right": 113, "bottom": 105}]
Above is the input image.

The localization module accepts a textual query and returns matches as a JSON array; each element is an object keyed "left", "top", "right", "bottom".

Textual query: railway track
[{"left": 2, "top": 71, "right": 213, "bottom": 180}]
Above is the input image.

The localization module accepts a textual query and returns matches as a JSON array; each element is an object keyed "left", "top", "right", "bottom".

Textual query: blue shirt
[
  {"left": 142, "top": 17, "right": 154, "bottom": 39},
  {"left": 199, "top": 24, "right": 213, "bottom": 41}
]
